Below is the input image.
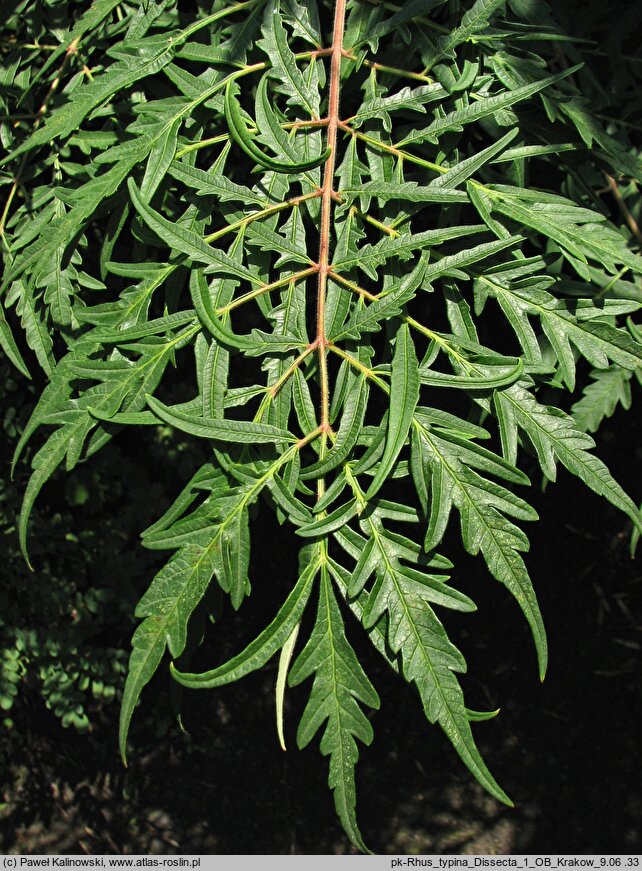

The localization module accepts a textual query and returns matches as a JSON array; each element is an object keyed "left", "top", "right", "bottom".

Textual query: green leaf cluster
[{"left": 2, "top": 0, "right": 642, "bottom": 851}]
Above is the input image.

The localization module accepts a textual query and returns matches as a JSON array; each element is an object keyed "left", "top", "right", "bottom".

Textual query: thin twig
[
  {"left": 604, "top": 173, "right": 642, "bottom": 248},
  {"left": 0, "top": 37, "right": 80, "bottom": 242}
]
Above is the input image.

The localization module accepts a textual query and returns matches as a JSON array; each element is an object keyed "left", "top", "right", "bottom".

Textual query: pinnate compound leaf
[{"left": 5, "top": 0, "right": 642, "bottom": 851}]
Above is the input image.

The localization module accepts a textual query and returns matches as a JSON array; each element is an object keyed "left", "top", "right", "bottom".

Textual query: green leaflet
[
  {"left": 11, "top": 356, "right": 79, "bottom": 475},
  {"left": 120, "top": 542, "right": 220, "bottom": 762},
  {"left": 349, "top": 509, "right": 510, "bottom": 807},
  {"left": 422, "top": 0, "right": 507, "bottom": 70},
  {"left": 411, "top": 418, "right": 547, "bottom": 678},
  {"left": 349, "top": 83, "right": 448, "bottom": 128},
  {"left": 17, "top": 330, "right": 186, "bottom": 564},
  {"left": 331, "top": 525, "right": 456, "bottom": 674},
  {"left": 128, "top": 179, "right": 259, "bottom": 282},
  {"left": 254, "top": 71, "right": 321, "bottom": 170},
  {"left": 339, "top": 182, "right": 468, "bottom": 204},
  {"left": 276, "top": 621, "right": 301, "bottom": 751},
  {"left": 189, "top": 268, "right": 257, "bottom": 352},
  {"left": 171, "top": 544, "right": 319, "bottom": 688},
  {"left": 350, "top": 0, "right": 447, "bottom": 50},
  {"left": 419, "top": 356, "right": 523, "bottom": 390},
  {"left": 289, "top": 564, "right": 380, "bottom": 853},
  {"left": 139, "top": 118, "right": 181, "bottom": 202},
  {"left": 122, "top": 448, "right": 296, "bottom": 759},
  {"left": 2, "top": 157, "right": 140, "bottom": 294},
  {"left": 146, "top": 395, "right": 296, "bottom": 444},
  {"left": 246, "top": 218, "right": 314, "bottom": 266},
  {"left": 268, "top": 473, "right": 314, "bottom": 525},
  {"left": 120, "top": 482, "right": 255, "bottom": 760},
  {"left": 398, "top": 67, "right": 581, "bottom": 147},
  {"left": 19, "top": 429, "right": 69, "bottom": 568},
  {"left": 421, "top": 237, "right": 523, "bottom": 283},
  {"left": 0, "top": 299, "right": 30, "bottom": 378},
  {"left": 141, "top": 464, "right": 227, "bottom": 539},
  {"left": 168, "top": 159, "right": 266, "bottom": 205},
  {"left": 297, "top": 499, "right": 359, "bottom": 538},
  {"left": 280, "top": 0, "right": 321, "bottom": 45},
  {"left": 429, "top": 129, "right": 519, "bottom": 189},
  {"left": 571, "top": 367, "right": 633, "bottom": 433},
  {"left": 492, "top": 195, "right": 642, "bottom": 279},
  {"left": 333, "top": 225, "right": 486, "bottom": 277},
  {"left": 244, "top": 330, "right": 307, "bottom": 357},
  {"left": 475, "top": 271, "right": 642, "bottom": 388},
  {"left": 224, "top": 79, "right": 330, "bottom": 173},
  {"left": 366, "top": 323, "right": 419, "bottom": 501},
  {"left": 495, "top": 383, "right": 642, "bottom": 534},
  {"left": 258, "top": 0, "right": 320, "bottom": 115},
  {"left": 331, "top": 258, "right": 427, "bottom": 341},
  {"left": 300, "top": 377, "right": 368, "bottom": 479},
  {"left": 91, "top": 311, "right": 198, "bottom": 343}
]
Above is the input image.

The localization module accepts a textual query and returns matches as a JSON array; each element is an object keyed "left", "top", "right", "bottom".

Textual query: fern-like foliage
[{"left": 2, "top": 0, "right": 642, "bottom": 850}]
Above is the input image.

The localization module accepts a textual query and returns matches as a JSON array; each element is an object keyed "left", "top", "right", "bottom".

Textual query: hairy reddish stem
[
  {"left": 316, "top": 0, "right": 348, "bottom": 455},
  {"left": 268, "top": 344, "right": 317, "bottom": 399},
  {"left": 220, "top": 266, "right": 319, "bottom": 314}
]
